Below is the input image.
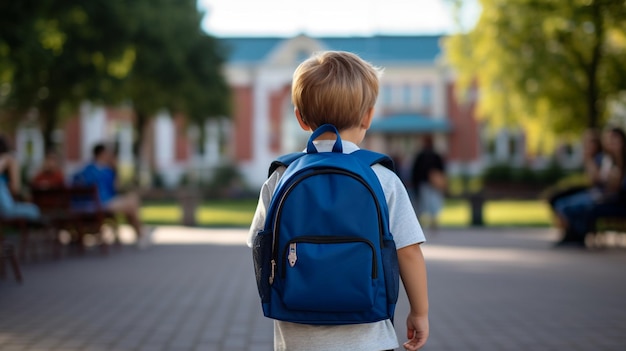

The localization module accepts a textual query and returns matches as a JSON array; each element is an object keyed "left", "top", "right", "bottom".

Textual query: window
[
  {"left": 421, "top": 84, "right": 433, "bottom": 107},
  {"left": 380, "top": 84, "right": 393, "bottom": 107},
  {"left": 402, "top": 84, "right": 412, "bottom": 107}
]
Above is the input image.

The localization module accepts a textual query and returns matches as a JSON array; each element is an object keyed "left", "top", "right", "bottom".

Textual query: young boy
[{"left": 248, "top": 51, "right": 429, "bottom": 351}]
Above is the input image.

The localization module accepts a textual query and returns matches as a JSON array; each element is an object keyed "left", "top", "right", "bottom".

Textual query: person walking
[{"left": 410, "top": 135, "right": 446, "bottom": 231}]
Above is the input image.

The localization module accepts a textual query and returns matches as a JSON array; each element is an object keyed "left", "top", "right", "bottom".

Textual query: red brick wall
[
  {"left": 233, "top": 86, "right": 254, "bottom": 161},
  {"left": 446, "top": 82, "right": 479, "bottom": 162},
  {"left": 105, "top": 106, "right": 134, "bottom": 123},
  {"left": 64, "top": 116, "right": 81, "bottom": 162},
  {"left": 173, "top": 113, "right": 189, "bottom": 162},
  {"left": 269, "top": 85, "right": 292, "bottom": 153}
]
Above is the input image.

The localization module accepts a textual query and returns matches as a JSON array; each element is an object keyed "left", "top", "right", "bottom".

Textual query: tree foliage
[
  {"left": 0, "top": 1, "right": 134, "bottom": 148},
  {"left": 0, "top": 0, "right": 230, "bottom": 166},
  {"left": 119, "top": 0, "right": 230, "bottom": 179},
  {"left": 445, "top": 0, "right": 626, "bottom": 152}
]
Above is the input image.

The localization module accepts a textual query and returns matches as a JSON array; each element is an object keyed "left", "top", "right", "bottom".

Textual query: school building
[
  {"left": 13, "top": 34, "right": 528, "bottom": 189},
  {"left": 222, "top": 34, "right": 483, "bottom": 187}
]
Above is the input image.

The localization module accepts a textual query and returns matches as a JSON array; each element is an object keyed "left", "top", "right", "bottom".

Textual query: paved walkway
[{"left": 1, "top": 227, "right": 625, "bottom": 351}]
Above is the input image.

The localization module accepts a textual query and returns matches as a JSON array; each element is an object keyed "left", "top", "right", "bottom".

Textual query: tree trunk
[
  {"left": 40, "top": 99, "right": 60, "bottom": 153},
  {"left": 133, "top": 109, "right": 147, "bottom": 186},
  {"left": 586, "top": 0, "right": 604, "bottom": 129}
]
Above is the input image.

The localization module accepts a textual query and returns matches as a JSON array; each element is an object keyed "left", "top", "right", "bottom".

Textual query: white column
[
  {"left": 495, "top": 130, "right": 510, "bottom": 162},
  {"left": 204, "top": 119, "right": 220, "bottom": 166},
  {"left": 80, "top": 103, "right": 106, "bottom": 161},
  {"left": 117, "top": 122, "right": 133, "bottom": 165},
  {"left": 432, "top": 62, "right": 447, "bottom": 119},
  {"left": 246, "top": 65, "right": 296, "bottom": 187},
  {"left": 154, "top": 111, "right": 174, "bottom": 171}
]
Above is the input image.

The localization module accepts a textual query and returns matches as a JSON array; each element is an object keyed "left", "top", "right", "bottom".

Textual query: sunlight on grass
[
  {"left": 484, "top": 200, "right": 551, "bottom": 227},
  {"left": 439, "top": 200, "right": 470, "bottom": 227},
  {"left": 141, "top": 205, "right": 182, "bottom": 223},
  {"left": 140, "top": 199, "right": 551, "bottom": 228},
  {"left": 196, "top": 208, "right": 255, "bottom": 227},
  {"left": 141, "top": 200, "right": 257, "bottom": 227}
]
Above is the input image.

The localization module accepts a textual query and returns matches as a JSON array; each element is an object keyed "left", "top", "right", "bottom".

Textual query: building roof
[
  {"left": 220, "top": 35, "right": 443, "bottom": 64},
  {"left": 369, "top": 114, "right": 450, "bottom": 134}
]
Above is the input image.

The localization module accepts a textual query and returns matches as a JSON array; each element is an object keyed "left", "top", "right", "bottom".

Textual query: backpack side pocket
[
  {"left": 381, "top": 238, "right": 399, "bottom": 305},
  {"left": 253, "top": 230, "right": 273, "bottom": 303}
]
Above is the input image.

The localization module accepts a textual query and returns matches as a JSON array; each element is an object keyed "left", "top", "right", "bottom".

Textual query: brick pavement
[{"left": 1, "top": 226, "right": 625, "bottom": 351}]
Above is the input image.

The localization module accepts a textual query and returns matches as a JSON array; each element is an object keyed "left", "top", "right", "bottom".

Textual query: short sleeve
[
  {"left": 372, "top": 165, "right": 425, "bottom": 249},
  {"left": 247, "top": 167, "right": 285, "bottom": 247}
]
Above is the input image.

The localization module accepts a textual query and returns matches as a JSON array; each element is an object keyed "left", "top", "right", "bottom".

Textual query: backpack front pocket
[{"left": 280, "top": 236, "right": 376, "bottom": 313}]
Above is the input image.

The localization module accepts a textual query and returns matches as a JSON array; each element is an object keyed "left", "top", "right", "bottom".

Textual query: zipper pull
[
  {"left": 269, "top": 259, "right": 276, "bottom": 285},
  {"left": 288, "top": 243, "right": 297, "bottom": 267}
]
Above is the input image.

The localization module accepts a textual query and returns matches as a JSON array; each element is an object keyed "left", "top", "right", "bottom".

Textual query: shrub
[
  {"left": 482, "top": 163, "right": 514, "bottom": 183},
  {"left": 482, "top": 160, "right": 570, "bottom": 186},
  {"left": 205, "top": 164, "right": 251, "bottom": 199}
]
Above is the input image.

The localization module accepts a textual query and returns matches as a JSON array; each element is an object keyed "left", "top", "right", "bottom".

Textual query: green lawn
[
  {"left": 439, "top": 199, "right": 552, "bottom": 227},
  {"left": 141, "top": 198, "right": 552, "bottom": 228}
]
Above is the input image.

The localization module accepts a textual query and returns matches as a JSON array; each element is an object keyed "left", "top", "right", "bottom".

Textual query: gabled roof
[{"left": 220, "top": 35, "right": 443, "bottom": 64}]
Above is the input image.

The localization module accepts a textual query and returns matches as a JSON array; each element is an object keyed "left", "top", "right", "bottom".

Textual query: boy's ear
[
  {"left": 295, "top": 108, "right": 311, "bottom": 131},
  {"left": 361, "top": 108, "right": 375, "bottom": 130}
]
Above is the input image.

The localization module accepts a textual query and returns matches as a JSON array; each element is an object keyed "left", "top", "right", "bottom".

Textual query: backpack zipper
[{"left": 280, "top": 236, "right": 377, "bottom": 279}]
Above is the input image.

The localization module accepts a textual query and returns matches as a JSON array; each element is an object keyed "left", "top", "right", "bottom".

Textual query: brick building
[
  {"left": 12, "top": 34, "right": 484, "bottom": 188},
  {"left": 222, "top": 34, "right": 480, "bottom": 186}
]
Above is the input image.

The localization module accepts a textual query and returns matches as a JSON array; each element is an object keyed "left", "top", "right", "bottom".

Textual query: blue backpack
[{"left": 253, "top": 124, "right": 400, "bottom": 325}]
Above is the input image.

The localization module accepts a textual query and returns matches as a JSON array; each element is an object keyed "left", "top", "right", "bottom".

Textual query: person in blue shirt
[{"left": 75, "top": 143, "right": 148, "bottom": 248}]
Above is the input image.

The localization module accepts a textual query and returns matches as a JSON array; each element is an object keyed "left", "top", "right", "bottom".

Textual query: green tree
[
  {"left": 446, "top": 0, "right": 626, "bottom": 152},
  {"left": 0, "top": 1, "right": 134, "bottom": 150},
  {"left": 1, "top": 0, "right": 230, "bottom": 183},
  {"left": 119, "top": 0, "right": 230, "bottom": 182}
]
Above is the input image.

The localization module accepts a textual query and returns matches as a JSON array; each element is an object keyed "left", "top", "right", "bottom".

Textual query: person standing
[
  {"left": 411, "top": 135, "right": 446, "bottom": 231},
  {"left": 249, "top": 51, "right": 429, "bottom": 351}
]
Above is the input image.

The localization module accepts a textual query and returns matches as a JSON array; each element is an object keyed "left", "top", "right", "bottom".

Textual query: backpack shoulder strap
[
  {"left": 268, "top": 152, "right": 306, "bottom": 177},
  {"left": 352, "top": 149, "right": 395, "bottom": 173}
]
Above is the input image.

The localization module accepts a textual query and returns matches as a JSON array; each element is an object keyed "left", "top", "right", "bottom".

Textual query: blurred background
[
  {"left": 2, "top": 2, "right": 626, "bottom": 351},
  {"left": 1, "top": 0, "right": 625, "bottom": 227}
]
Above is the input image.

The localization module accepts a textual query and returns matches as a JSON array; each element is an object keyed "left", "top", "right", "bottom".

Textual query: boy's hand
[{"left": 403, "top": 313, "right": 429, "bottom": 350}]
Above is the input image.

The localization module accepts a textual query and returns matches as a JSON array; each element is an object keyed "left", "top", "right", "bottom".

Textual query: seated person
[
  {"left": 0, "top": 135, "right": 40, "bottom": 220},
  {"left": 551, "top": 130, "right": 608, "bottom": 244},
  {"left": 559, "top": 127, "right": 626, "bottom": 246},
  {"left": 74, "top": 143, "right": 149, "bottom": 247},
  {"left": 32, "top": 150, "right": 65, "bottom": 189}
]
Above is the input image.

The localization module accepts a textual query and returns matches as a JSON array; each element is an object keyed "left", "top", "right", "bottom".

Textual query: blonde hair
[{"left": 291, "top": 51, "right": 381, "bottom": 131}]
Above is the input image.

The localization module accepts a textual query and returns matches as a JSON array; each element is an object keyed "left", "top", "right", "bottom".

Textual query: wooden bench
[
  {"left": 0, "top": 212, "right": 54, "bottom": 283},
  {"left": 587, "top": 214, "right": 626, "bottom": 249},
  {"left": 31, "top": 186, "right": 120, "bottom": 255}
]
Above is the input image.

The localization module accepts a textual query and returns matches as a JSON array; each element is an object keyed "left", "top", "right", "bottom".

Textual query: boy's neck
[{"left": 314, "top": 127, "right": 365, "bottom": 145}]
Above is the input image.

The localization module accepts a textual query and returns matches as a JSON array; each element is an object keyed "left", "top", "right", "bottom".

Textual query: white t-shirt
[{"left": 248, "top": 140, "right": 426, "bottom": 351}]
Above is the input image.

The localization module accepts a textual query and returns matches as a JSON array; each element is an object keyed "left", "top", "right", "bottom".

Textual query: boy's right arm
[{"left": 398, "top": 243, "right": 429, "bottom": 350}]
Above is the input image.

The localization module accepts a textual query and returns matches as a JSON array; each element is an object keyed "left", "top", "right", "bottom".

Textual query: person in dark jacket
[
  {"left": 560, "top": 127, "right": 626, "bottom": 246},
  {"left": 411, "top": 135, "right": 446, "bottom": 231}
]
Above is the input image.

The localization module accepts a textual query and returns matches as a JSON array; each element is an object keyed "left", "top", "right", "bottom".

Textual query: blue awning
[{"left": 369, "top": 114, "right": 450, "bottom": 133}]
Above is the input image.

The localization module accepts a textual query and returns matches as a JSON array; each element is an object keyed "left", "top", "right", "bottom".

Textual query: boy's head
[{"left": 291, "top": 51, "right": 381, "bottom": 131}]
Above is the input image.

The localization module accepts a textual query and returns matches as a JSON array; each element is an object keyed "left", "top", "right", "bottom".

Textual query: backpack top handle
[{"left": 307, "top": 124, "right": 343, "bottom": 154}]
